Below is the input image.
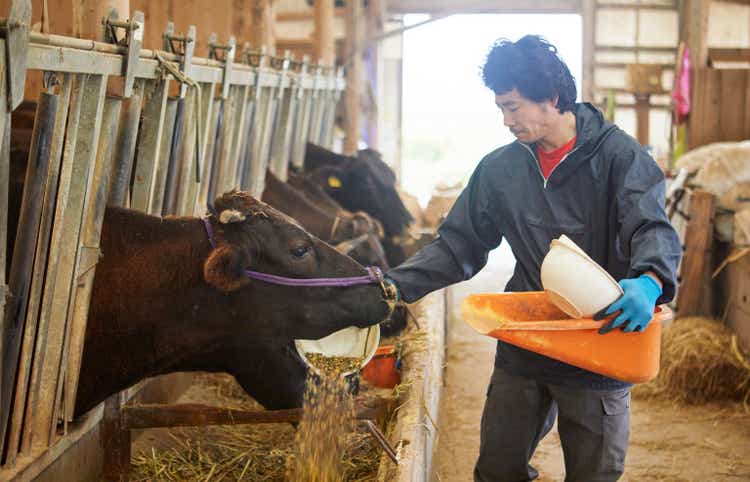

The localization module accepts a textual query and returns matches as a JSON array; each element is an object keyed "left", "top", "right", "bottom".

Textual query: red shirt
[{"left": 536, "top": 136, "right": 577, "bottom": 179}]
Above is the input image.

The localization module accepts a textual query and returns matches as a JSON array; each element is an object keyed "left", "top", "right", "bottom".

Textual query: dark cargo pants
[{"left": 474, "top": 367, "right": 631, "bottom": 482}]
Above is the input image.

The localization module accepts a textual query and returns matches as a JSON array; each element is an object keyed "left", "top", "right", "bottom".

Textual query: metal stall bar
[
  {"left": 210, "top": 35, "right": 240, "bottom": 198},
  {"left": 192, "top": 81, "right": 217, "bottom": 214},
  {"left": 173, "top": 85, "right": 199, "bottom": 216},
  {"left": 268, "top": 52, "right": 294, "bottom": 182},
  {"left": 149, "top": 97, "right": 179, "bottom": 216},
  {"left": 130, "top": 77, "right": 169, "bottom": 212},
  {"left": 59, "top": 95, "right": 121, "bottom": 428},
  {"left": 23, "top": 74, "right": 108, "bottom": 452},
  {"left": 307, "top": 65, "right": 326, "bottom": 146},
  {"left": 108, "top": 79, "right": 144, "bottom": 207},
  {"left": 227, "top": 76, "right": 253, "bottom": 192},
  {"left": 249, "top": 55, "right": 285, "bottom": 197},
  {"left": 0, "top": 90, "right": 59, "bottom": 462},
  {"left": 290, "top": 57, "right": 314, "bottom": 171},
  {"left": 237, "top": 47, "right": 267, "bottom": 191},
  {"left": 199, "top": 95, "right": 222, "bottom": 208},
  {"left": 289, "top": 56, "right": 310, "bottom": 170},
  {"left": 5, "top": 74, "right": 71, "bottom": 464},
  {"left": 324, "top": 68, "right": 345, "bottom": 148}
]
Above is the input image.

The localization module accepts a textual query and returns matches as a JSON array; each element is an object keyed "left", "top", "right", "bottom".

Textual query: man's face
[{"left": 495, "top": 89, "right": 557, "bottom": 144}]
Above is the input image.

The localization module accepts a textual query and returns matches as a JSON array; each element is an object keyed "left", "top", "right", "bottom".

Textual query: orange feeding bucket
[{"left": 461, "top": 292, "right": 672, "bottom": 384}]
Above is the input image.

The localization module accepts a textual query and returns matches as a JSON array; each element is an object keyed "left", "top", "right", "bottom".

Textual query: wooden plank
[
  {"left": 1, "top": 92, "right": 59, "bottom": 460},
  {"left": 719, "top": 70, "right": 748, "bottom": 142},
  {"left": 745, "top": 71, "right": 750, "bottom": 137},
  {"left": 5, "top": 75, "right": 72, "bottom": 464},
  {"left": 708, "top": 48, "right": 750, "bottom": 64},
  {"left": 101, "top": 394, "right": 130, "bottom": 482},
  {"left": 24, "top": 74, "right": 108, "bottom": 452},
  {"left": 704, "top": 69, "right": 722, "bottom": 148},
  {"left": 130, "top": 78, "right": 169, "bottom": 212},
  {"left": 121, "top": 397, "right": 391, "bottom": 429},
  {"left": 676, "top": 190, "right": 716, "bottom": 317},
  {"left": 60, "top": 95, "right": 122, "bottom": 427}
]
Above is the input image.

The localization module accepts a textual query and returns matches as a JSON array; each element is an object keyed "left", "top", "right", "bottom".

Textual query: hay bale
[{"left": 634, "top": 317, "right": 750, "bottom": 407}]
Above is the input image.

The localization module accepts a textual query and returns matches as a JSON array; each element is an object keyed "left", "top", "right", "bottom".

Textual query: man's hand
[
  {"left": 382, "top": 277, "right": 401, "bottom": 303},
  {"left": 595, "top": 274, "right": 662, "bottom": 334}
]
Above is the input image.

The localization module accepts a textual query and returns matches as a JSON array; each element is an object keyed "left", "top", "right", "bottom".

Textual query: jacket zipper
[{"left": 520, "top": 142, "right": 580, "bottom": 189}]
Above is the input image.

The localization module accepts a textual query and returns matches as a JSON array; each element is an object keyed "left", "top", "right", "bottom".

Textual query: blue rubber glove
[{"left": 596, "top": 274, "right": 662, "bottom": 334}]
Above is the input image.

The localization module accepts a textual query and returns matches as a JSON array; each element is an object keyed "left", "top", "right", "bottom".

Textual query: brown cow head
[{"left": 203, "top": 190, "right": 391, "bottom": 340}]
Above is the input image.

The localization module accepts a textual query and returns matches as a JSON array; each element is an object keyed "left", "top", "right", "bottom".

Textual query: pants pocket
[{"left": 600, "top": 389, "right": 631, "bottom": 473}]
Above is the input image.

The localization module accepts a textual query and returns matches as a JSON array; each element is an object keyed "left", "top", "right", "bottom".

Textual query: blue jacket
[{"left": 387, "top": 103, "right": 681, "bottom": 389}]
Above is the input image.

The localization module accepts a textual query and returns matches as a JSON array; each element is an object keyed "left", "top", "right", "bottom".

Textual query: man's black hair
[{"left": 481, "top": 35, "right": 577, "bottom": 113}]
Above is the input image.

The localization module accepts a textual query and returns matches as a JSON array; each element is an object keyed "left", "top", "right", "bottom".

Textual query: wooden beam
[
  {"left": 681, "top": 0, "right": 710, "bottom": 68},
  {"left": 634, "top": 94, "right": 650, "bottom": 145},
  {"left": 121, "top": 397, "right": 391, "bottom": 429},
  {"left": 313, "top": 0, "right": 335, "bottom": 66},
  {"left": 344, "top": 0, "right": 363, "bottom": 154},
  {"left": 709, "top": 48, "right": 750, "bottom": 64},
  {"left": 251, "top": 0, "right": 277, "bottom": 53},
  {"left": 387, "top": 0, "right": 579, "bottom": 14},
  {"left": 677, "top": 190, "right": 716, "bottom": 317},
  {"left": 279, "top": 8, "right": 344, "bottom": 22}
]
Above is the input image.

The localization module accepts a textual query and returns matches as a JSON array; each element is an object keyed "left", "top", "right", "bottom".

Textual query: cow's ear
[{"left": 204, "top": 245, "right": 251, "bottom": 292}]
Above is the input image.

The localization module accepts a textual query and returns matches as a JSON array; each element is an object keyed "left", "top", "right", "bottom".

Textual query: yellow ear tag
[{"left": 328, "top": 176, "right": 342, "bottom": 188}]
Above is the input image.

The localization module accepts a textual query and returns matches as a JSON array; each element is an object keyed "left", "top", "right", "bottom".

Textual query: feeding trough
[
  {"left": 295, "top": 325, "right": 380, "bottom": 377},
  {"left": 461, "top": 291, "right": 672, "bottom": 383}
]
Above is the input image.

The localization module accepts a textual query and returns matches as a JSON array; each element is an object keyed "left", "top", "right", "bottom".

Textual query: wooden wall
[{"left": 688, "top": 68, "right": 750, "bottom": 149}]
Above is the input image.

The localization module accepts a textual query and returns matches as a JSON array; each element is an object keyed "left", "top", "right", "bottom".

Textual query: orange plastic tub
[
  {"left": 362, "top": 345, "right": 401, "bottom": 388},
  {"left": 461, "top": 292, "right": 673, "bottom": 383}
]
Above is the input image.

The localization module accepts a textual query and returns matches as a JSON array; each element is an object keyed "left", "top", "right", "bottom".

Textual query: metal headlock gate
[{"left": 0, "top": 0, "right": 344, "bottom": 476}]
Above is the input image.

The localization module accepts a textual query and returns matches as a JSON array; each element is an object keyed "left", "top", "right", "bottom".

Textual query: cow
[
  {"left": 301, "top": 143, "right": 414, "bottom": 265},
  {"left": 5, "top": 180, "right": 392, "bottom": 415},
  {"left": 261, "top": 169, "right": 388, "bottom": 269}
]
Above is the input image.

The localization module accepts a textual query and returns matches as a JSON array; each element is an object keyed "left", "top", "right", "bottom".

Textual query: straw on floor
[{"left": 634, "top": 317, "right": 750, "bottom": 409}]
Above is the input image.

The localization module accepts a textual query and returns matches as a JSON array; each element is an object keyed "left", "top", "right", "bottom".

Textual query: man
[{"left": 384, "top": 35, "right": 681, "bottom": 481}]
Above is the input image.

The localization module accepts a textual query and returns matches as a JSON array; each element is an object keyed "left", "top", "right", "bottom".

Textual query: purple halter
[{"left": 202, "top": 217, "right": 385, "bottom": 287}]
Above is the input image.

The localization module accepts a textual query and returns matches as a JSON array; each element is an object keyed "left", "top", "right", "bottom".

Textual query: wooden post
[
  {"left": 72, "top": 0, "right": 130, "bottom": 41},
  {"left": 344, "top": 0, "right": 363, "bottom": 155},
  {"left": 634, "top": 93, "right": 650, "bottom": 146},
  {"left": 677, "top": 190, "right": 715, "bottom": 317},
  {"left": 313, "top": 0, "right": 335, "bottom": 67},
  {"left": 681, "top": 0, "right": 710, "bottom": 68},
  {"left": 251, "top": 0, "right": 276, "bottom": 53},
  {"left": 101, "top": 394, "right": 130, "bottom": 482}
]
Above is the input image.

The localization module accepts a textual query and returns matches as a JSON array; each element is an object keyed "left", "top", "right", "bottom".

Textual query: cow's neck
[{"left": 77, "top": 207, "right": 229, "bottom": 413}]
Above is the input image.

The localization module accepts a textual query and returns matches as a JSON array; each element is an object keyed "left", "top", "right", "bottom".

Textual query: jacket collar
[{"left": 516, "top": 103, "right": 618, "bottom": 187}]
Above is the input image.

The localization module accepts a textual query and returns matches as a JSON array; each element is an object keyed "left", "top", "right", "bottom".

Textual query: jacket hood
[{"left": 573, "top": 102, "right": 618, "bottom": 157}]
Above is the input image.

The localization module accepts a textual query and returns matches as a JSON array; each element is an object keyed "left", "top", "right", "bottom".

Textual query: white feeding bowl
[
  {"left": 295, "top": 325, "right": 380, "bottom": 378},
  {"left": 540, "top": 235, "right": 623, "bottom": 318}
]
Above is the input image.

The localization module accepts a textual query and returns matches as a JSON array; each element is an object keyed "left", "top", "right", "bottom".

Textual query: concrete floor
[{"left": 433, "top": 244, "right": 750, "bottom": 482}]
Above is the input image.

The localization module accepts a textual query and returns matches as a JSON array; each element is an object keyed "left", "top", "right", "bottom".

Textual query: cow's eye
[{"left": 291, "top": 246, "right": 310, "bottom": 258}]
